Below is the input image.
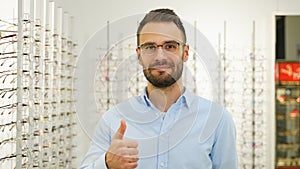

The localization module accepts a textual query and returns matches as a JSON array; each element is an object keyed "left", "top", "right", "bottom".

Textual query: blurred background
[{"left": 0, "top": 0, "right": 299, "bottom": 168}]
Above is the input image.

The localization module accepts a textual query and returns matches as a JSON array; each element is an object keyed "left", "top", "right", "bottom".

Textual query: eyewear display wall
[{"left": 0, "top": 0, "right": 77, "bottom": 168}]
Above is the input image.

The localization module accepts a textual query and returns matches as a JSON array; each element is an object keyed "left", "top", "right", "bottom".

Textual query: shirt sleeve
[
  {"left": 79, "top": 117, "right": 111, "bottom": 169},
  {"left": 210, "top": 109, "right": 238, "bottom": 169}
]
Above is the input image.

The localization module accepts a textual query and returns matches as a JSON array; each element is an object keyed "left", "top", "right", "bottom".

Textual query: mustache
[{"left": 147, "top": 60, "right": 175, "bottom": 69}]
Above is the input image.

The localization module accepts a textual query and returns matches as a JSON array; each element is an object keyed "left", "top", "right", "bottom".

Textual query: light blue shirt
[{"left": 80, "top": 88, "right": 238, "bottom": 169}]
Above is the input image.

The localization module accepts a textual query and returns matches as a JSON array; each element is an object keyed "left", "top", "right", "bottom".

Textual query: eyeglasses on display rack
[{"left": 0, "top": 8, "right": 77, "bottom": 169}]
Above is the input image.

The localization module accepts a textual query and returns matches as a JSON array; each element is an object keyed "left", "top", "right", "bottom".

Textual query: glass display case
[{"left": 275, "top": 61, "right": 300, "bottom": 169}]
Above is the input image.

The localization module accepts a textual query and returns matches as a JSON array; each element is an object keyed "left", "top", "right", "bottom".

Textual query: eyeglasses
[
  {"left": 0, "top": 12, "right": 79, "bottom": 169},
  {"left": 138, "top": 41, "right": 185, "bottom": 55}
]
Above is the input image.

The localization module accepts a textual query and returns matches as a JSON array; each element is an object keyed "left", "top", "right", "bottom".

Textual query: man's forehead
[{"left": 139, "top": 22, "right": 183, "bottom": 42}]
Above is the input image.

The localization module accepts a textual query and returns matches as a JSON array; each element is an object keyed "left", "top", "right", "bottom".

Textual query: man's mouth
[{"left": 151, "top": 65, "right": 171, "bottom": 71}]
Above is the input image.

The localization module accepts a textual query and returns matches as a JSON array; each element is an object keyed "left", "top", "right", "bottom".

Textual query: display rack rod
[
  {"left": 16, "top": 0, "right": 24, "bottom": 168},
  {"left": 107, "top": 21, "right": 110, "bottom": 51},
  {"left": 106, "top": 21, "right": 110, "bottom": 110},
  {"left": 218, "top": 33, "right": 222, "bottom": 103},
  {"left": 47, "top": 0, "right": 55, "bottom": 167},
  {"left": 54, "top": 5, "right": 63, "bottom": 168},
  {"left": 135, "top": 21, "right": 139, "bottom": 95},
  {"left": 68, "top": 15, "right": 76, "bottom": 168},
  {"left": 61, "top": 11, "right": 69, "bottom": 167},
  {"left": 28, "top": 0, "right": 35, "bottom": 167},
  {"left": 0, "top": 30, "right": 17, "bottom": 33},
  {"left": 251, "top": 20, "right": 256, "bottom": 169},
  {"left": 193, "top": 20, "right": 197, "bottom": 94},
  {"left": 223, "top": 21, "right": 227, "bottom": 106}
]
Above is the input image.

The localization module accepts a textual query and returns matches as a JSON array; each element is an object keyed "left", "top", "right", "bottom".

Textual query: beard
[{"left": 143, "top": 58, "right": 183, "bottom": 88}]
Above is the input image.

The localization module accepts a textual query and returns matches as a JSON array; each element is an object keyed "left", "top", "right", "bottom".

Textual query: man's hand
[{"left": 105, "top": 120, "right": 139, "bottom": 169}]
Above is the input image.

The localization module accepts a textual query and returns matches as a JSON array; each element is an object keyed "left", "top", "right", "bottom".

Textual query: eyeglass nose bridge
[
  {"left": 156, "top": 44, "right": 173, "bottom": 54},
  {"left": 154, "top": 45, "right": 170, "bottom": 57},
  {"left": 155, "top": 44, "right": 165, "bottom": 51},
  {"left": 156, "top": 44, "right": 164, "bottom": 48},
  {"left": 155, "top": 45, "right": 166, "bottom": 57}
]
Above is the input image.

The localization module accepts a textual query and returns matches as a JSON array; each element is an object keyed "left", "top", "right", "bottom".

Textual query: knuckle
[
  {"left": 135, "top": 149, "right": 139, "bottom": 155},
  {"left": 114, "top": 139, "right": 122, "bottom": 146},
  {"left": 133, "top": 140, "right": 138, "bottom": 147},
  {"left": 130, "top": 162, "right": 138, "bottom": 168},
  {"left": 119, "top": 140, "right": 126, "bottom": 147},
  {"left": 120, "top": 155, "right": 127, "bottom": 161}
]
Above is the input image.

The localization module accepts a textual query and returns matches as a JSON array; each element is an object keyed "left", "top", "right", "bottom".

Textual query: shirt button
[{"left": 160, "top": 162, "right": 165, "bottom": 167}]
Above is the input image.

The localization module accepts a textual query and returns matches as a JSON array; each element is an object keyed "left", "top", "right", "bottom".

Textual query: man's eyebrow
[
  {"left": 141, "top": 42, "right": 156, "bottom": 45},
  {"left": 141, "top": 40, "right": 179, "bottom": 45},
  {"left": 163, "top": 40, "right": 179, "bottom": 43}
]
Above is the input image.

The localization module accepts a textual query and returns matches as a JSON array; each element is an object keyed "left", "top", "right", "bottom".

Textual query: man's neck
[{"left": 146, "top": 80, "right": 184, "bottom": 112}]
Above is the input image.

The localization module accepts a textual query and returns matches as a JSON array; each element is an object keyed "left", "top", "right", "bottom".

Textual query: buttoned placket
[
  {"left": 143, "top": 94, "right": 169, "bottom": 169},
  {"left": 156, "top": 100, "right": 182, "bottom": 169},
  {"left": 143, "top": 91, "right": 186, "bottom": 169},
  {"left": 157, "top": 111, "right": 169, "bottom": 169}
]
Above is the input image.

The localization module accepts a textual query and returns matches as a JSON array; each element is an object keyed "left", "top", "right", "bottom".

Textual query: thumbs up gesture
[{"left": 105, "top": 120, "right": 139, "bottom": 169}]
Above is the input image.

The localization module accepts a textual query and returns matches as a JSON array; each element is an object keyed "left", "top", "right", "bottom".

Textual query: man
[{"left": 80, "top": 8, "right": 237, "bottom": 169}]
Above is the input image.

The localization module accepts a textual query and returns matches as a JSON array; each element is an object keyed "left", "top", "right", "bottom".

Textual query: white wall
[
  {"left": 54, "top": 0, "right": 300, "bottom": 167},
  {"left": 0, "top": 0, "right": 17, "bottom": 21}
]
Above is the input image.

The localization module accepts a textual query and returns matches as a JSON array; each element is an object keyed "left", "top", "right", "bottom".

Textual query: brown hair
[{"left": 136, "top": 8, "right": 186, "bottom": 45}]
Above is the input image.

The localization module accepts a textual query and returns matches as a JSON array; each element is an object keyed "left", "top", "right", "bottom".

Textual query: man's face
[{"left": 136, "top": 22, "right": 189, "bottom": 88}]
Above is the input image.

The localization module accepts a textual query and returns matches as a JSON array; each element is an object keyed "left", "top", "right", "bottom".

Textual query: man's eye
[
  {"left": 145, "top": 45, "right": 156, "bottom": 50},
  {"left": 165, "top": 44, "right": 177, "bottom": 49}
]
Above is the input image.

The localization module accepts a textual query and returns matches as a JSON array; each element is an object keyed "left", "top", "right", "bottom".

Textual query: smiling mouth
[{"left": 151, "top": 65, "right": 170, "bottom": 71}]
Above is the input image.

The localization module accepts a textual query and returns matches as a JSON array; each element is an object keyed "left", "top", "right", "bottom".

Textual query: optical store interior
[{"left": 1, "top": 0, "right": 300, "bottom": 169}]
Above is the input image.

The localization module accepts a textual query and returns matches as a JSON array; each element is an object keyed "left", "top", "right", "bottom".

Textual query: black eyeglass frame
[{"left": 137, "top": 40, "right": 186, "bottom": 55}]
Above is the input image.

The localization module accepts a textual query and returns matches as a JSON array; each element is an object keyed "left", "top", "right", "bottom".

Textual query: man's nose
[{"left": 155, "top": 47, "right": 165, "bottom": 59}]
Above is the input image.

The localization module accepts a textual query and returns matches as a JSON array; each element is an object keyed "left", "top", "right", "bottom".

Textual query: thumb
[{"left": 113, "top": 119, "right": 126, "bottom": 140}]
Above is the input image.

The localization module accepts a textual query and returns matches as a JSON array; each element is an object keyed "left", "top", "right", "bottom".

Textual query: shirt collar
[
  {"left": 141, "top": 87, "right": 194, "bottom": 108},
  {"left": 141, "top": 87, "right": 151, "bottom": 107},
  {"left": 180, "top": 88, "right": 193, "bottom": 108}
]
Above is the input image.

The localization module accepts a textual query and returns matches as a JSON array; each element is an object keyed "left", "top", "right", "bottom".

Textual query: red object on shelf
[
  {"left": 290, "top": 109, "right": 299, "bottom": 117},
  {"left": 277, "top": 167, "right": 300, "bottom": 169},
  {"left": 297, "top": 96, "right": 300, "bottom": 102},
  {"left": 279, "top": 95, "right": 286, "bottom": 102},
  {"left": 275, "top": 62, "right": 300, "bottom": 82}
]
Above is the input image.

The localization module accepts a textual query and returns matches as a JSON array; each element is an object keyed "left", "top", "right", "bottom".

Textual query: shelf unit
[
  {"left": 0, "top": 0, "right": 77, "bottom": 168},
  {"left": 275, "top": 61, "right": 300, "bottom": 169}
]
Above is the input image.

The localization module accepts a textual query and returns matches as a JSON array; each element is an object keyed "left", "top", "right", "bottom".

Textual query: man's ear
[
  {"left": 136, "top": 47, "right": 142, "bottom": 65},
  {"left": 183, "top": 45, "right": 189, "bottom": 62}
]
